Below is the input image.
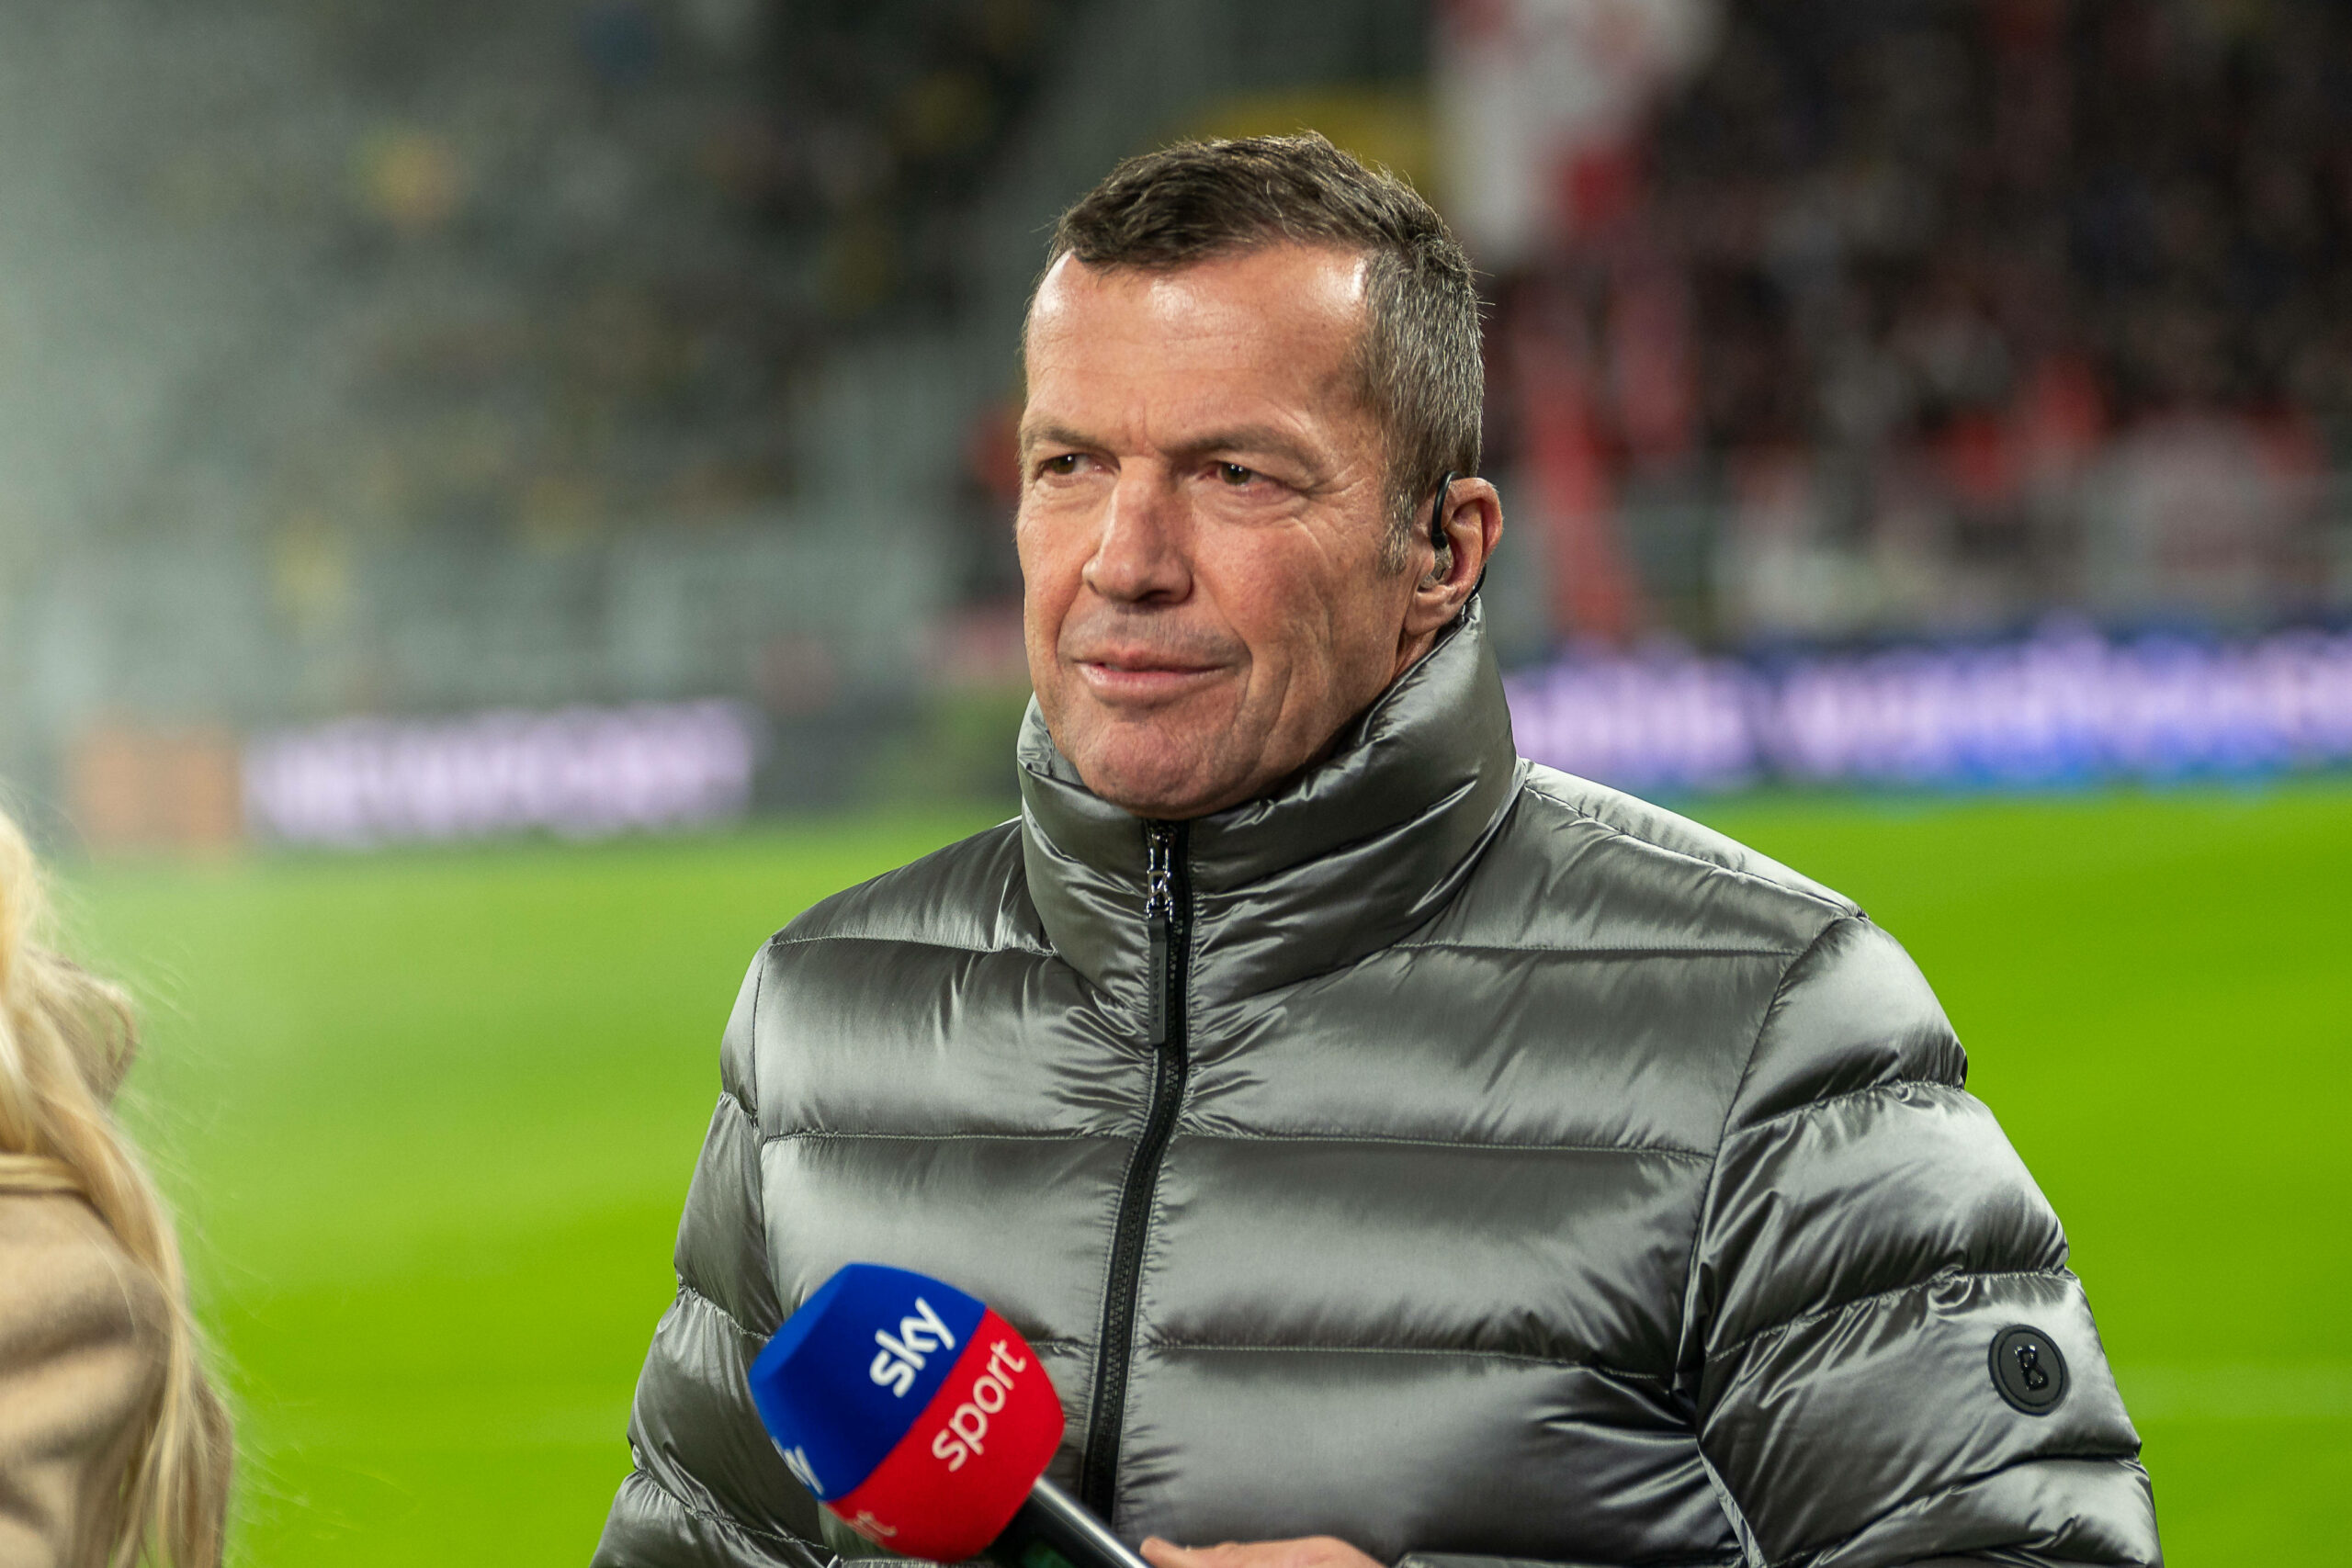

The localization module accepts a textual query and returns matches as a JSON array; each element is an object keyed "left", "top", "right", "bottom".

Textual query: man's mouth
[{"left": 1071, "top": 652, "right": 1227, "bottom": 701}]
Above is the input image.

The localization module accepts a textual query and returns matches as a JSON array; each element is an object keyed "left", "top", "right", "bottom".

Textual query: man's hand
[{"left": 1139, "top": 1536, "right": 1384, "bottom": 1568}]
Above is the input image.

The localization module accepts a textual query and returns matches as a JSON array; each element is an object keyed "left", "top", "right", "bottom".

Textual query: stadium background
[{"left": 1, "top": 0, "right": 2345, "bottom": 1561}]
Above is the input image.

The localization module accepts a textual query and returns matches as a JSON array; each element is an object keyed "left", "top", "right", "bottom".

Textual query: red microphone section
[{"left": 831, "top": 1308, "right": 1066, "bottom": 1560}]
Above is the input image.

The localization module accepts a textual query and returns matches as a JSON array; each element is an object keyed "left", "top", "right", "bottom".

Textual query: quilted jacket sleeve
[
  {"left": 1685, "top": 916, "right": 2160, "bottom": 1567},
  {"left": 594, "top": 951, "right": 835, "bottom": 1568}
]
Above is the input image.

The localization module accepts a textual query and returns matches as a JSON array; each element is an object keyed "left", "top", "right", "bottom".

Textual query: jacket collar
[{"left": 1016, "top": 601, "right": 1523, "bottom": 1017}]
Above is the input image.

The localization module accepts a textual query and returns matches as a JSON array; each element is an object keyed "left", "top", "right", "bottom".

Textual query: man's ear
[{"left": 1404, "top": 477, "right": 1503, "bottom": 637}]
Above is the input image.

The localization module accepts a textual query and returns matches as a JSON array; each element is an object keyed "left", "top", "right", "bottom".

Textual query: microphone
[{"left": 747, "top": 1262, "right": 1151, "bottom": 1568}]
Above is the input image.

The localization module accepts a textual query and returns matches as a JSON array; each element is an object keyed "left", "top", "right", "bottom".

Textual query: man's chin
[{"left": 1065, "top": 730, "right": 1247, "bottom": 820}]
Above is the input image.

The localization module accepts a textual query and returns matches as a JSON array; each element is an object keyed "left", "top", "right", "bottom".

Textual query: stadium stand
[
  {"left": 5, "top": 0, "right": 2350, "bottom": 838},
  {"left": 1481, "top": 0, "right": 2352, "bottom": 641}
]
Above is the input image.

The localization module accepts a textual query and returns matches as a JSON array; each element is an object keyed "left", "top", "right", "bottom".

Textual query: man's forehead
[
  {"left": 1037, "top": 241, "right": 1369, "bottom": 295},
  {"left": 1026, "top": 246, "right": 1368, "bottom": 359},
  {"left": 1021, "top": 245, "right": 1373, "bottom": 439}
]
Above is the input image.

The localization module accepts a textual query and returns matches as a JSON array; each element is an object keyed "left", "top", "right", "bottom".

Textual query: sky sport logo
[
  {"left": 745, "top": 1264, "right": 1071, "bottom": 1564},
  {"left": 927, "top": 1339, "right": 1033, "bottom": 1472},
  {"left": 868, "top": 1297, "right": 959, "bottom": 1396}
]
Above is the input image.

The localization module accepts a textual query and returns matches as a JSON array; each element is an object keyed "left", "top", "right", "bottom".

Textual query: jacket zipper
[{"left": 1080, "top": 818, "right": 1192, "bottom": 1520}]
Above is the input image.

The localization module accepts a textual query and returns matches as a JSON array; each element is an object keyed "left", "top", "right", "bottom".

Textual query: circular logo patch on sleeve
[{"left": 1989, "top": 1325, "right": 2070, "bottom": 1415}]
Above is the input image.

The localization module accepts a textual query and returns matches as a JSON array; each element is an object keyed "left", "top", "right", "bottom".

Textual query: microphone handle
[{"left": 981, "top": 1477, "right": 1153, "bottom": 1568}]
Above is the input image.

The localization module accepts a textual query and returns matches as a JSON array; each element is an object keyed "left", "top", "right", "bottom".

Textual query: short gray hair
[{"left": 1035, "top": 132, "right": 1483, "bottom": 570}]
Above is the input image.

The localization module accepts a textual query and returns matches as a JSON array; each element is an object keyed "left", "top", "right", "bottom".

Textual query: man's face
[{"left": 1017, "top": 244, "right": 1422, "bottom": 819}]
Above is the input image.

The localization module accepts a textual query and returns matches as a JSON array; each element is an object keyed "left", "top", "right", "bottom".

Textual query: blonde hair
[{"left": 0, "top": 808, "right": 232, "bottom": 1568}]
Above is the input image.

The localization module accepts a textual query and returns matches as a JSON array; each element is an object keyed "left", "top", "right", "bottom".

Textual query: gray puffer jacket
[{"left": 595, "top": 606, "right": 2159, "bottom": 1568}]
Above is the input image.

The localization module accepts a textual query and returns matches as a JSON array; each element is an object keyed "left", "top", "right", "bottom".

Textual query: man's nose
[{"left": 1080, "top": 470, "right": 1191, "bottom": 604}]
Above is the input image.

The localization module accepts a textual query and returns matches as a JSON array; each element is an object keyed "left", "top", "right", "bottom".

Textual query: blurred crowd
[
  {"left": 17, "top": 0, "right": 2352, "bottom": 844},
  {"left": 1485, "top": 0, "right": 2352, "bottom": 642},
  {"left": 12, "top": 0, "right": 1076, "bottom": 580},
  {"left": 319, "top": 0, "right": 1074, "bottom": 548}
]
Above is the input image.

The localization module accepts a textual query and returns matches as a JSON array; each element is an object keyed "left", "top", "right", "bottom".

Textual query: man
[{"left": 596, "top": 135, "right": 2159, "bottom": 1568}]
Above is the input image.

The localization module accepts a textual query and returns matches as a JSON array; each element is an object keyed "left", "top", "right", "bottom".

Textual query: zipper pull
[{"left": 1143, "top": 822, "right": 1172, "bottom": 1046}]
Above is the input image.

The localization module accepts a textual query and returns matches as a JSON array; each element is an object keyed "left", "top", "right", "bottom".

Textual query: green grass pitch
[{"left": 59, "top": 786, "right": 2350, "bottom": 1566}]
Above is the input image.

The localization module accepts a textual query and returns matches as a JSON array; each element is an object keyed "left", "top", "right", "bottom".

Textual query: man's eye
[
  {"left": 1040, "top": 454, "right": 1082, "bottom": 477},
  {"left": 1217, "top": 462, "right": 1256, "bottom": 486}
]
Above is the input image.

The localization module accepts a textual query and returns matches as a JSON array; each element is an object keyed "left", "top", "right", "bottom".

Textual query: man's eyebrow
[
  {"left": 1017, "top": 420, "right": 1095, "bottom": 455},
  {"left": 1169, "top": 425, "right": 1321, "bottom": 469},
  {"left": 1016, "top": 421, "right": 1324, "bottom": 473}
]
